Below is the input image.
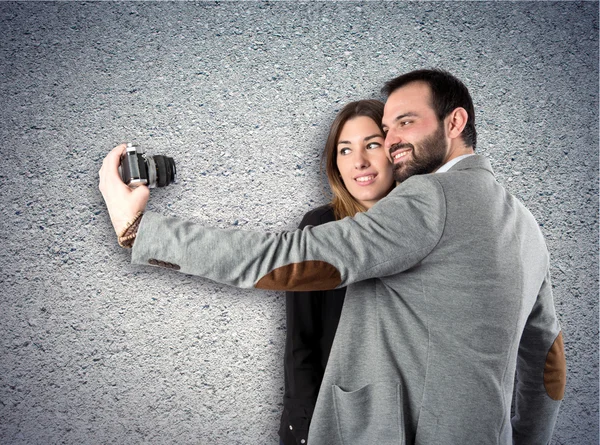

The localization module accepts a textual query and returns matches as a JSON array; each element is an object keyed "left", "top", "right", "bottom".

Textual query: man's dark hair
[{"left": 382, "top": 69, "right": 477, "bottom": 150}]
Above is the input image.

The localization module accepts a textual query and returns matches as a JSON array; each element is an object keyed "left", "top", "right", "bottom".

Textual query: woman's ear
[{"left": 446, "top": 107, "right": 469, "bottom": 140}]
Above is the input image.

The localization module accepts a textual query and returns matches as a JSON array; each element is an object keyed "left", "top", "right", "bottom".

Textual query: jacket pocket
[{"left": 332, "top": 382, "right": 404, "bottom": 445}]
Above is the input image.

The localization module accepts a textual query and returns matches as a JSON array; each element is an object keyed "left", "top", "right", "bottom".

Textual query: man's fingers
[
  {"left": 131, "top": 184, "right": 150, "bottom": 210},
  {"left": 99, "top": 144, "right": 128, "bottom": 191},
  {"left": 101, "top": 143, "right": 127, "bottom": 177},
  {"left": 109, "top": 143, "right": 128, "bottom": 161}
]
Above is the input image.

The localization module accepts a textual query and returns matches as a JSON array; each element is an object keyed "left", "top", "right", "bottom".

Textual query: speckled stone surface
[{"left": 0, "top": 2, "right": 597, "bottom": 444}]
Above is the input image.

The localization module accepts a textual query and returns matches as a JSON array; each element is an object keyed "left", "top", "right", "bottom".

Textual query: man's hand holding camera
[
  {"left": 98, "top": 144, "right": 151, "bottom": 237},
  {"left": 99, "top": 142, "right": 176, "bottom": 246}
]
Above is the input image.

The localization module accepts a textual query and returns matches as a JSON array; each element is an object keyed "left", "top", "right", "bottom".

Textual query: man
[{"left": 99, "top": 69, "right": 565, "bottom": 444}]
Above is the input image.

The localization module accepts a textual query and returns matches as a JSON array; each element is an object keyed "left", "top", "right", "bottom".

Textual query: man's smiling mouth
[{"left": 391, "top": 149, "right": 411, "bottom": 163}]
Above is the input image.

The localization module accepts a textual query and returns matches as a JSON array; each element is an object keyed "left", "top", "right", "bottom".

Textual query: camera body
[{"left": 119, "top": 143, "right": 176, "bottom": 188}]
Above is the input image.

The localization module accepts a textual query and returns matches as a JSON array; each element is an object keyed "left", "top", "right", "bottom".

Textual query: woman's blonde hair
[{"left": 323, "top": 99, "right": 391, "bottom": 220}]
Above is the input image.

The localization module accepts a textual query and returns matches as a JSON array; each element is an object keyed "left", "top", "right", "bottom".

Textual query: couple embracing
[{"left": 99, "top": 69, "right": 565, "bottom": 445}]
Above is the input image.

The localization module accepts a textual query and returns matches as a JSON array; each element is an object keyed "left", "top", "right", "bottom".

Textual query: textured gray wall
[{"left": 0, "top": 2, "right": 597, "bottom": 444}]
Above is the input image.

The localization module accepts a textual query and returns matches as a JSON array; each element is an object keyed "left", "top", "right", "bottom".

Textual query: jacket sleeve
[
  {"left": 511, "top": 269, "right": 566, "bottom": 444},
  {"left": 131, "top": 174, "right": 446, "bottom": 291}
]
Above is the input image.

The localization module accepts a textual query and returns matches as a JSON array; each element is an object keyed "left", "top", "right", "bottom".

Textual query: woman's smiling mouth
[{"left": 354, "top": 173, "right": 378, "bottom": 185}]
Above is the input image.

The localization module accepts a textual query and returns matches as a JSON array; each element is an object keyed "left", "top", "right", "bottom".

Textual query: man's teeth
[
  {"left": 394, "top": 151, "right": 409, "bottom": 160},
  {"left": 356, "top": 175, "right": 375, "bottom": 182}
]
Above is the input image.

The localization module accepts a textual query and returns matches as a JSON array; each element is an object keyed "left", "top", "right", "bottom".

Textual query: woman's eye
[
  {"left": 339, "top": 147, "right": 351, "bottom": 155},
  {"left": 366, "top": 142, "right": 381, "bottom": 150}
]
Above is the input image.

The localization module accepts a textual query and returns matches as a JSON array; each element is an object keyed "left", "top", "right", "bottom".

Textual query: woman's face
[{"left": 336, "top": 116, "right": 395, "bottom": 209}]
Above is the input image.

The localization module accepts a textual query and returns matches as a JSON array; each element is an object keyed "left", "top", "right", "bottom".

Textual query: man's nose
[{"left": 384, "top": 129, "right": 401, "bottom": 152}]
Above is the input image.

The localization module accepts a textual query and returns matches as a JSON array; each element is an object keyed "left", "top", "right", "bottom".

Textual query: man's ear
[{"left": 446, "top": 107, "right": 469, "bottom": 140}]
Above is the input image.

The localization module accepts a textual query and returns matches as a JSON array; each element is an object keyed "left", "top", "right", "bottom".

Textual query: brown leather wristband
[{"left": 118, "top": 211, "right": 144, "bottom": 248}]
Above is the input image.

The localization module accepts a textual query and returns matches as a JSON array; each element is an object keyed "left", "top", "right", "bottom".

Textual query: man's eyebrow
[
  {"left": 394, "top": 112, "right": 418, "bottom": 121},
  {"left": 383, "top": 112, "right": 418, "bottom": 128}
]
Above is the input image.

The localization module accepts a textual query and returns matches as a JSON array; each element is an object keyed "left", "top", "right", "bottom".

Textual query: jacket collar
[{"left": 447, "top": 154, "right": 494, "bottom": 175}]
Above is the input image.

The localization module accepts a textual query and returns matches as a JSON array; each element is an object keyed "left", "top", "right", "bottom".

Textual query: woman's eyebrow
[{"left": 337, "top": 134, "right": 383, "bottom": 146}]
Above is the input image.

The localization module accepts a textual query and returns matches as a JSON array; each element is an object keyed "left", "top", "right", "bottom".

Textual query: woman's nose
[{"left": 354, "top": 151, "right": 370, "bottom": 169}]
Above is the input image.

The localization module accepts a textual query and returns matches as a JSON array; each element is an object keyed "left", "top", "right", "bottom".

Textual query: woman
[{"left": 279, "top": 100, "right": 395, "bottom": 445}]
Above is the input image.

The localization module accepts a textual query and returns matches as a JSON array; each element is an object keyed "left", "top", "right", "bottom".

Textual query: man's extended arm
[
  {"left": 130, "top": 176, "right": 446, "bottom": 291},
  {"left": 99, "top": 143, "right": 446, "bottom": 291}
]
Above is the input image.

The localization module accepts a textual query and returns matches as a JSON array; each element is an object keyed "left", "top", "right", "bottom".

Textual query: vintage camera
[{"left": 119, "top": 143, "right": 176, "bottom": 188}]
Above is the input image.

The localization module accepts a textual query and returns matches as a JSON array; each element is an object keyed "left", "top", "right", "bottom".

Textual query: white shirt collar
[{"left": 435, "top": 154, "right": 475, "bottom": 173}]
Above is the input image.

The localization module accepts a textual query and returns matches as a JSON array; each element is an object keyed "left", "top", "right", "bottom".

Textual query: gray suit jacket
[{"left": 132, "top": 155, "right": 565, "bottom": 444}]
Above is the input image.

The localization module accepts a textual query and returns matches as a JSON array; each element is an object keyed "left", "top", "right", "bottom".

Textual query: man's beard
[{"left": 391, "top": 123, "right": 447, "bottom": 183}]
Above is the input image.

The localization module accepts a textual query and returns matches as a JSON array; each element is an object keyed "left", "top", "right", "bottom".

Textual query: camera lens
[{"left": 153, "top": 155, "right": 176, "bottom": 187}]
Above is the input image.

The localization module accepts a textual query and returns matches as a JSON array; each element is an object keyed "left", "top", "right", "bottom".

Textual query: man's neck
[
  {"left": 444, "top": 143, "right": 475, "bottom": 165},
  {"left": 434, "top": 144, "right": 475, "bottom": 173}
]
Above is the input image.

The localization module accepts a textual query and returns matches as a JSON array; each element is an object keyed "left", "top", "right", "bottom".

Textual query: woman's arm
[{"left": 281, "top": 207, "right": 340, "bottom": 444}]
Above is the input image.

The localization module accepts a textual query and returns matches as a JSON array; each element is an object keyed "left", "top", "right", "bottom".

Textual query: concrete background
[{"left": 0, "top": 2, "right": 597, "bottom": 444}]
